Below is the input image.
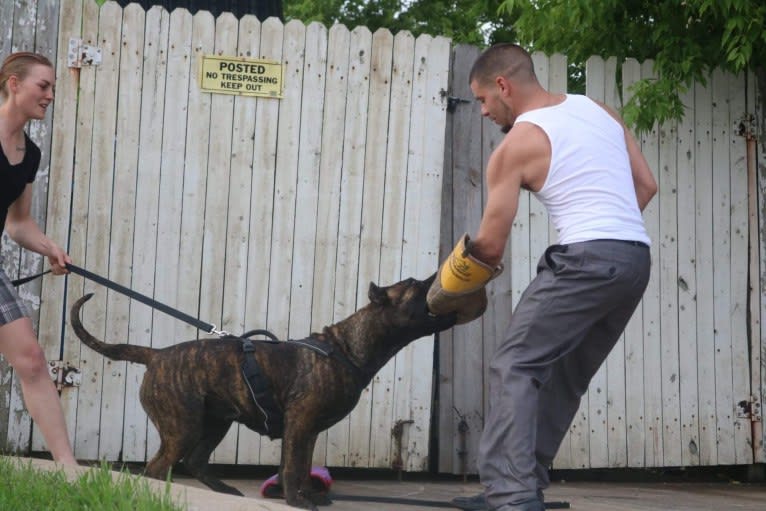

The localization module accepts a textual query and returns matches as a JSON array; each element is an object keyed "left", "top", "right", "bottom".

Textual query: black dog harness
[{"left": 239, "top": 330, "right": 373, "bottom": 439}]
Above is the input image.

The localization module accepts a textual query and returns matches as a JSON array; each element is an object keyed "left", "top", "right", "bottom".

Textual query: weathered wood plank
[
  {"left": 305, "top": 22, "right": 349, "bottom": 468},
  {"left": 693, "top": 75, "right": 717, "bottom": 466},
  {"left": 324, "top": 25, "right": 372, "bottom": 468},
  {"left": 145, "top": 6, "right": 194, "bottom": 458},
  {"left": 621, "top": 59, "right": 647, "bottom": 469},
  {"left": 639, "top": 60, "right": 663, "bottom": 468},
  {"left": 202, "top": 12, "right": 238, "bottom": 465},
  {"left": 239, "top": 15, "right": 282, "bottom": 466},
  {"left": 123, "top": 5, "right": 170, "bottom": 462},
  {"left": 97, "top": 2, "right": 144, "bottom": 460},
  {"left": 711, "top": 68, "right": 735, "bottom": 465},
  {"left": 347, "top": 27, "right": 393, "bottom": 468},
  {"left": 370, "top": 29, "right": 415, "bottom": 469},
  {"left": 72, "top": 0, "right": 123, "bottom": 460},
  {"left": 676, "top": 85, "right": 700, "bottom": 467},
  {"left": 584, "top": 55, "right": 609, "bottom": 469}
]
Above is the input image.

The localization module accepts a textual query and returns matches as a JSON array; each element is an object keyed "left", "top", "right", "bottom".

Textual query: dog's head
[{"left": 367, "top": 272, "right": 457, "bottom": 337}]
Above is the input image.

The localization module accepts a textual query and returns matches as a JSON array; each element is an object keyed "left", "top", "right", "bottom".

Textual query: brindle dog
[{"left": 70, "top": 273, "right": 456, "bottom": 510}]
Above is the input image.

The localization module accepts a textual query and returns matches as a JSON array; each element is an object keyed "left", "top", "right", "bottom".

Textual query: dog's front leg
[{"left": 280, "top": 421, "right": 323, "bottom": 510}]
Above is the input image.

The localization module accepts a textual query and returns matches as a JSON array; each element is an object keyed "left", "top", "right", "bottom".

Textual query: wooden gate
[
  {"left": 438, "top": 44, "right": 763, "bottom": 473},
  {"left": 4, "top": 0, "right": 451, "bottom": 470}
]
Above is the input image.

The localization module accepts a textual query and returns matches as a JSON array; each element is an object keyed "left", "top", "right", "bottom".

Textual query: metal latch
[
  {"left": 68, "top": 38, "right": 102, "bottom": 68},
  {"left": 48, "top": 360, "right": 82, "bottom": 391},
  {"left": 736, "top": 396, "right": 762, "bottom": 422}
]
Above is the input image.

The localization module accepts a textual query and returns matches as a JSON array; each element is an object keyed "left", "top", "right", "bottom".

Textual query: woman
[{"left": 0, "top": 52, "right": 76, "bottom": 465}]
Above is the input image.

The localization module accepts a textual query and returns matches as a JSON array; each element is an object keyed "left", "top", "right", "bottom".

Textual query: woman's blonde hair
[{"left": 0, "top": 52, "right": 53, "bottom": 99}]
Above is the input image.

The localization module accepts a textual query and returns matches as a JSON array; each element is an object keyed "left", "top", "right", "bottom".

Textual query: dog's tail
[{"left": 70, "top": 293, "right": 155, "bottom": 365}]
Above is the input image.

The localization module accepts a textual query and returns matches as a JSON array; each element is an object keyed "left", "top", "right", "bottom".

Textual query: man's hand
[{"left": 427, "top": 233, "right": 503, "bottom": 323}]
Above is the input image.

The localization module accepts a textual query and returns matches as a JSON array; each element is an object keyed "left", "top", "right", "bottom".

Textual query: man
[{"left": 428, "top": 43, "right": 657, "bottom": 511}]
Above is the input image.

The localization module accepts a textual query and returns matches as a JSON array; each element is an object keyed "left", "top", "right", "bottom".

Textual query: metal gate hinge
[
  {"left": 48, "top": 360, "right": 82, "bottom": 391},
  {"left": 734, "top": 114, "right": 757, "bottom": 140},
  {"left": 68, "top": 38, "right": 102, "bottom": 68},
  {"left": 736, "top": 396, "right": 761, "bottom": 422}
]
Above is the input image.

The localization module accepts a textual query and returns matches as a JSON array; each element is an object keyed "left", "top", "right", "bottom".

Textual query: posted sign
[{"left": 200, "top": 55, "right": 283, "bottom": 98}]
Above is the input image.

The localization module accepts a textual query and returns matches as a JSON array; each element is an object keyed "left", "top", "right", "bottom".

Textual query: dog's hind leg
[{"left": 182, "top": 417, "right": 242, "bottom": 496}]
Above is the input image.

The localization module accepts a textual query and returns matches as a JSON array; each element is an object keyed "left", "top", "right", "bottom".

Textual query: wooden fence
[
  {"left": 2, "top": 1, "right": 763, "bottom": 474},
  {"left": 438, "top": 44, "right": 763, "bottom": 473},
  {"left": 3, "top": 0, "right": 451, "bottom": 471}
]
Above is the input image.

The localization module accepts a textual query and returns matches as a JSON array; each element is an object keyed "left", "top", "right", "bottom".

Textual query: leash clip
[{"left": 210, "top": 325, "right": 231, "bottom": 337}]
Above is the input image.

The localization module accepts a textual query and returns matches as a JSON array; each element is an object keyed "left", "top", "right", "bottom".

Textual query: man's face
[
  {"left": 11, "top": 64, "right": 55, "bottom": 120},
  {"left": 470, "top": 77, "right": 513, "bottom": 132}
]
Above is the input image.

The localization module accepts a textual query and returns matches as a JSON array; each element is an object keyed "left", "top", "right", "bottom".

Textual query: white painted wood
[
  {"left": 307, "top": 22, "right": 350, "bottom": 468},
  {"left": 584, "top": 56, "right": 609, "bottom": 469},
  {"left": 260, "top": 18, "right": 307, "bottom": 466},
  {"left": 602, "top": 56, "right": 629, "bottom": 469},
  {"left": 396, "top": 34, "right": 450, "bottom": 471},
  {"left": 146, "top": 7, "right": 194, "bottom": 458},
  {"left": 72, "top": 0, "right": 123, "bottom": 460},
  {"left": 371, "top": 29, "right": 414, "bottom": 469},
  {"left": 123, "top": 5, "right": 170, "bottom": 462},
  {"left": 98, "top": 2, "right": 144, "bottom": 460},
  {"left": 324, "top": 25, "right": 372, "bottom": 468},
  {"left": 239, "top": 15, "right": 282, "bottom": 466},
  {"left": 347, "top": 28, "right": 392, "bottom": 468},
  {"left": 621, "top": 59, "right": 647, "bottom": 468},
  {"left": 639, "top": 60, "right": 663, "bottom": 468},
  {"left": 285, "top": 18, "right": 326, "bottom": 462},
  {"left": 676, "top": 84, "right": 700, "bottom": 467},
  {"left": 657, "top": 90, "right": 682, "bottom": 468},
  {"left": 711, "top": 68, "right": 736, "bottom": 465},
  {"left": 203, "top": 12, "right": 238, "bottom": 465},
  {"left": 693, "top": 76, "right": 717, "bottom": 466},
  {"left": 226, "top": 13, "right": 261, "bottom": 465}
]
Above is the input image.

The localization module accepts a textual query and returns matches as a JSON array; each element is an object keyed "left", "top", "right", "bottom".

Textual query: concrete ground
[{"left": 10, "top": 457, "right": 766, "bottom": 511}]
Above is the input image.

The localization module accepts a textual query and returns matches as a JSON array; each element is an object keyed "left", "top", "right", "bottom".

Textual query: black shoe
[{"left": 451, "top": 493, "right": 486, "bottom": 511}]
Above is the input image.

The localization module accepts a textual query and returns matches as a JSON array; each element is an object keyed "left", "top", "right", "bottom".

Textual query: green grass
[{"left": 0, "top": 457, "right": 187, "bottom": 511}]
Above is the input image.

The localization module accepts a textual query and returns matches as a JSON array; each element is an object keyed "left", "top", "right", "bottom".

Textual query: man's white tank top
[{"left": 515, "top": 94, "right": 651, "bottom": 246}]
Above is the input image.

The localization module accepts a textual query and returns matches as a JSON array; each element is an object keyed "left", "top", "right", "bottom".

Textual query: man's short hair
[{"left": 469, "top": 43, "right": 536, "bottom": 86}]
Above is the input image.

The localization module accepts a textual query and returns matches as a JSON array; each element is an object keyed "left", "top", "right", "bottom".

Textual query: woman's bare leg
[{"left": 0, "top": 317, "right": 76, "bottom": 465}]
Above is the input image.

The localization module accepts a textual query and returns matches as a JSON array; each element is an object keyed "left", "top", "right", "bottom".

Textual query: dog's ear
[{"left": 368, "top": 282, "right": 390, "bottom": 305}]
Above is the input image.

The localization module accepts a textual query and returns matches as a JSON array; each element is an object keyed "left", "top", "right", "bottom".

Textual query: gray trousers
[{"left": 478, "top": 239, "right": 651, "bottom": 508}]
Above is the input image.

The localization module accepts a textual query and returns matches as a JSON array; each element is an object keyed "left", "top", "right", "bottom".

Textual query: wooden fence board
[
  {"left": 348, "top": 28, "right": 393, "bottom": 467},
  {"left": 123, "top": 5, "right": 170, "bottom": 462},
  {"left": 638, "top": 61, "right": 663, "bottom": 468},
  {"left": 98, "top": 2, "right": 144, "bottom": 460},
  {"left": 305, "top": 22, "right": 350, "bottom": 467},
  {"left": 676, "top": 84, "right": 700, "bottom": 467},
  {"left": 693, "top": 76, "right": 717, "bottom": 466},
  {"left": 712, "top": 68, "right": 736, "bottom": 465},
  {"left": 371, "top": 30, "right": 415, "bottom": 469},
  {"left": 324, "top": 25, "right": 372, "bottom": 468}
]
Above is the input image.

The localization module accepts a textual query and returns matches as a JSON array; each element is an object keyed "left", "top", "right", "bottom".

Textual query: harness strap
[
  {"left": 289, "top": 338, "right": 371, "bottom": 387},
  {"left": 241, "top": 337, "right": 284, "bottom": 438}
]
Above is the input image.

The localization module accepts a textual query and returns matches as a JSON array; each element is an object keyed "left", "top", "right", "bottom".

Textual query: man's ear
[
  {"left": 496, "top": 75, "right": 512, "bottom": 97},
  {"left": 368, "top": 282, "right": 389, "bottom": 305}
]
